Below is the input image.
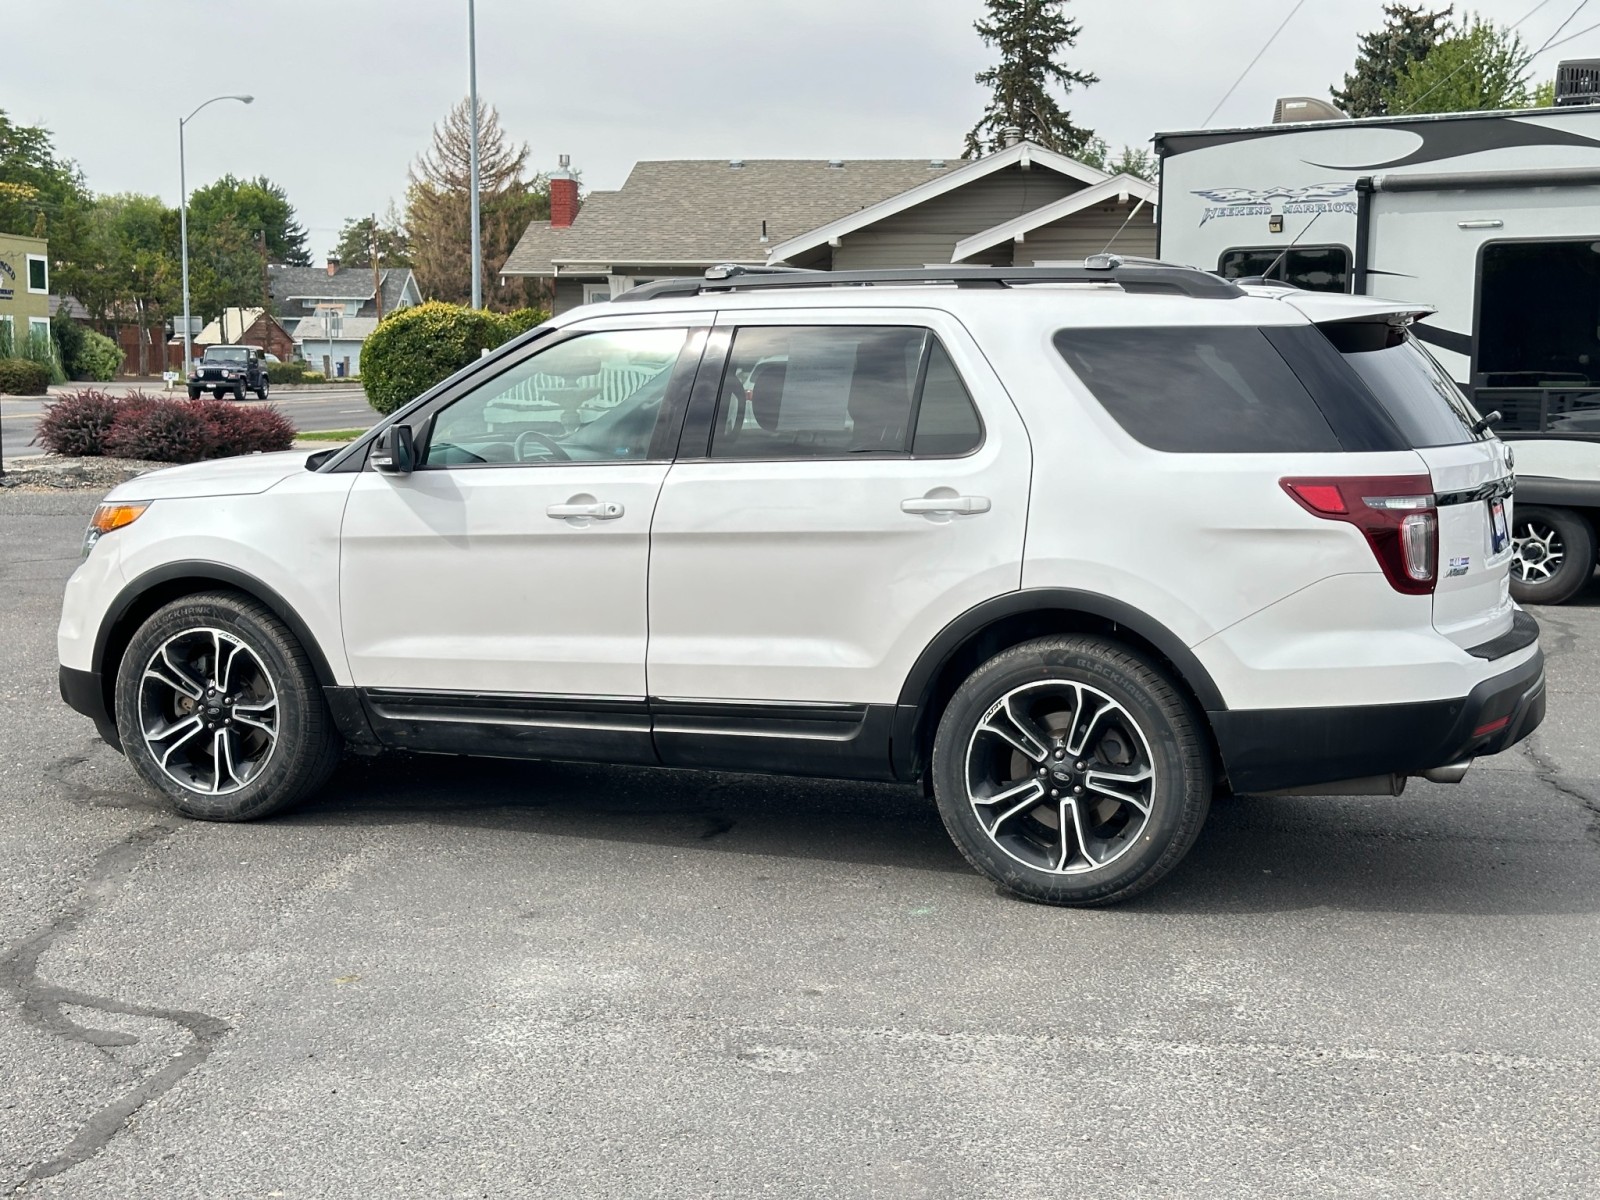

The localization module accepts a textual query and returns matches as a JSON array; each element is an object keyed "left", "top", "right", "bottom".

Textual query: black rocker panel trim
[
  {"left": 651, "top": 699, "right": 898, "bottom": 781},
  {"left": 354, "top": 690, "right": 900, "bottom": 781},
  {"left": 361, "top": 689, "right": 658, "bottom": 765}
]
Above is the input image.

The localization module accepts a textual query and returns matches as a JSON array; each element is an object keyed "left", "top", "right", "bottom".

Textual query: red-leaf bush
[
  {"left": 35, "top": 391, "right": 298, "bottom": 463},
  {"left": 103, "top": 399, "right": 216, "bottom": 464},
  {"left": 189, "top": 399, "right": 296, "bottom": 457},
  {"left": 32, "top": 388, "right": 123, "bottom": 456}
]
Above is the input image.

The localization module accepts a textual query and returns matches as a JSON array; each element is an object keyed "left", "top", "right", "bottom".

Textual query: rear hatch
[{"left": 1318, "top": 318, "right": 1515, "bottom": 649}]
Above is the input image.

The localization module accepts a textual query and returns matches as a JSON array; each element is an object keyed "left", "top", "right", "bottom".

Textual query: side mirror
[{"left": 371, "top": 424, "right": 416, "bottom": 475}]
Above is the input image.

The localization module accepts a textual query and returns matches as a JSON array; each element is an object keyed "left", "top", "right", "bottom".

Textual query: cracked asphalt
[{"left": 3, "top": 488, "right": 1600, "bottom": 1198}]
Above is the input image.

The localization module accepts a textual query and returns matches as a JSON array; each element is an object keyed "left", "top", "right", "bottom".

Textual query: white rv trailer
[{"left": 1157, "top": 103, "right": 1600, "bottom": 603}]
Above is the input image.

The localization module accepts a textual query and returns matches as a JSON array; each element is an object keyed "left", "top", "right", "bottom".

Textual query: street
[
  {"left": 0, "top": 385, "right": 376, "bottom": 463},
  {"left": 2, "top": 489, "right": 1599, "bottom": 1198}
]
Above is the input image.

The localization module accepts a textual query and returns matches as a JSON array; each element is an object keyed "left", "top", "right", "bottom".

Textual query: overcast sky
[{"left": 10, "top": 0, "right": 1596, "bottom": 259}]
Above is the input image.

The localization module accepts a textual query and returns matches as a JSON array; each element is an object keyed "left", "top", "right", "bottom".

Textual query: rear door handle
[
  {"left": 901, "top": 495, "right": 991, "bottom": 516},
  {"left": 547, "top": 501, "right": 625, "bottom": 520}
]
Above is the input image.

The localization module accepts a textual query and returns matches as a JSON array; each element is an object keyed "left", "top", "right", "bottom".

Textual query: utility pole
[
  {"left": 372, "top": 213, "right": 383, "bottom": 320},
  {"left": 468, "top": 0, "right": 483, "bottom": 309},
  {"left": 258, "top": 228, "right": 270, "bottom": 312}
]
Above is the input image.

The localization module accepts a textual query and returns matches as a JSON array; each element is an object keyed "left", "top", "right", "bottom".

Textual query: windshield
[
  {"left": 203, "top": 347, "right": 250, "bottom": 363},
  {"left": 1318, "top": 323, "right": 1480, "bottom": 448}
]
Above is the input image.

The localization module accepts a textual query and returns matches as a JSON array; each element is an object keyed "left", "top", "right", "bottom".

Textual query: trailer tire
[{"left": 1510, "top": 505, "right": 1595, "bottom": 606}]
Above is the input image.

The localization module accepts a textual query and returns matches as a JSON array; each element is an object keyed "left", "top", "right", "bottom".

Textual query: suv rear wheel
[
  {"left": 930, "top": 636, "right": 1212, "bottom": 906},
  {"left": 114, "top": 592, "right": 341, "bottom": 821}
]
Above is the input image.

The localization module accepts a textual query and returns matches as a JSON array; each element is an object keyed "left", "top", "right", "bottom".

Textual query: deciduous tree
[
  {"left": 405, "top": 97, "right": 548, "bottom": 310},
  {"left": 1385, "top": 13, "right": 1533, "bottom": 113},
  {"left": 965, "top": 0, "right": 1097, "bottom": 158}
]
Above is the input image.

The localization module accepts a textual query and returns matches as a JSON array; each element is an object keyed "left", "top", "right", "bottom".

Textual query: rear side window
[
  {"left": 1053, "top": 326, "right": 1341, "bottom": 453},
  {"left": 1319, "top": 323, "right": 1479, "bottom": 447},
  {"left": 711, "top": 326, "right": 982, "bottom": 459}
]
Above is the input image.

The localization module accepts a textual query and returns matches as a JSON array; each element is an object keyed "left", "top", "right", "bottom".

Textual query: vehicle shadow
[{"left": 283, "top": 752, "right": 1600, "bottom": 918}]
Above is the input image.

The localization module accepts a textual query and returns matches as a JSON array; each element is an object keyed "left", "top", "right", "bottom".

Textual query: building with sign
[{"left": 0, "top": 232, "right": 51, "bottom": 353}]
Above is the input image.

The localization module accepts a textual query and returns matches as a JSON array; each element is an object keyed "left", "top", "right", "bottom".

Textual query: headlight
[
  {"left": 83, "top": 502, "right": 149, "bottom": 557},
  {"left": 223, "top": 370, "right": 237, "bottom": 378}
]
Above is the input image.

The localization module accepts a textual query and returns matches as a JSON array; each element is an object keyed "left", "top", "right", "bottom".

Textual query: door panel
[
  {"left": 340, "top": 463, "right": 669, "bottom": 696},
  {"left": 647, "top": 308, "right": 1032, "bottom": 710}
]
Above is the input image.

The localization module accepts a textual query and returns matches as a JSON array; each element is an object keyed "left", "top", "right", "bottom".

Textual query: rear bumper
[{"left": 1212, "top": 642, "right": 1546, "bottom": 794}]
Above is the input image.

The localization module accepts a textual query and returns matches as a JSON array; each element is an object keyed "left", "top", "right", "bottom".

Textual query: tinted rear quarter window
[
  {"left": 1053, "top": 326, "right": 1342, "bottom": 453},
  {"left": 1318, "top": 323, "right": 1478, "bottom": 447}
]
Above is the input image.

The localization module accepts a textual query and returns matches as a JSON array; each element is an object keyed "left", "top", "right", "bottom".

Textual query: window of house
[
  {"left": 26, "top": 254, "right": 48, "bottom": 294},
  {"left": 710, "top": 326, "right": 982, "bottom": 460},
  {"left": 422, "top": 327, "right": 689, "bottom": 467},
  {"left": 28, "top": 317, "right": 51, "bottom": 349},
  {"left": 0, "top": 315, "right": 13, "bottom": 354},
  {"left": 582, "top": 284, "right": 613, "bottom": 306},
  {"left": 1217, "top": 246, "right": 1351, "bottom": 293}
]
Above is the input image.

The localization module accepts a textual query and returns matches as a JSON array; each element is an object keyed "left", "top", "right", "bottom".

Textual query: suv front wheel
[
  {"left": 114, "top": 591, "right": 341, "bottom": 821},
  {"left": 931, "top": 636, "right": 1212, "bottom": 906}
]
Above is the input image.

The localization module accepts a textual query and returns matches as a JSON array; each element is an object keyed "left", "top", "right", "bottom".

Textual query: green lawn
[{"left": 296, "top": 428, "right": 365, "bottom": 442}]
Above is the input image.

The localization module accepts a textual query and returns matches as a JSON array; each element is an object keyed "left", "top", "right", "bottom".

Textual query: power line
[
  {"left": 1537, "top": 14, "right": 1600, "bottom": 53},
  {"left": 1202, "top": 0, "right": 1308, "bottom": 127},
  {"left": 1535, "top": 0, "right": 1590, "bottom": 52}
]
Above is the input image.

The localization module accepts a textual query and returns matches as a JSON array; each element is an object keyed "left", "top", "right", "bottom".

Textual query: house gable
[
  {"left": 764, "top": 141, "right": 1109, "bottom": 267},
  {"left": 950, "top": 174, "right": 1160, "bottom": 264}
]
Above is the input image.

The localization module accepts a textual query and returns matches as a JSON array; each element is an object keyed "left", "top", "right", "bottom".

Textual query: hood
[{"left": 104, "top": 451, "right": 312, "bottom": 502}]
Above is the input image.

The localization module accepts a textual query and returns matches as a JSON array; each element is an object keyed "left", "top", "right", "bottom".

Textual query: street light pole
[
  {"left": 468, "top": 0, "right": 483, "bottom": 310},
  {"left": 179, "top": 94, "right": 254, "bottom": 375}
]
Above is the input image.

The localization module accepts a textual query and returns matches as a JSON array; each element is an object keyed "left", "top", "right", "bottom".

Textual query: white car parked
[{"left": 58, "top": 261, "right": 1546, "bottom": 905}]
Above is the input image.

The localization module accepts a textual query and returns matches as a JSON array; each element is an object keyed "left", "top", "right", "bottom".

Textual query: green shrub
[
  {"left": 505, "top": 307, "right": 550, "bottom": 336},
  {"left": 361, "top": 301, "right": 526, "bottom": 415},
  {"left": 20, "top": 326, "right": 66, "bottom": 385},
  {"left": 73, "top": 329, "right": 124, "bottom": 382},
  {"left": 0, "top": 357, "right": 50, "bottom": 395},
  {"left": 267, "top": 360, "right": 314, "bottom": 384}
]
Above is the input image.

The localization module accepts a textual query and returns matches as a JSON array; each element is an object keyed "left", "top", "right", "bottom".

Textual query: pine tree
[
  {"left": 404, "top": 98, "right": 548, "bottom": 310},
  {"left": 1331, "top": 4, "right": 1454, "bottom": 117},
  {"left": 1385, "top": 14, "right": 1533, "bottom": 114},
  {"left": 965, "top": 0, "right": 1097, "bottom": 158}
]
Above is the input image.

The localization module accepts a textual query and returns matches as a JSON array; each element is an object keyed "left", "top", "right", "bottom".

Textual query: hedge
[
  {"left": 267, "top": 360, "right": 323, "bottom": 385},
  {"left": 361, "top": 301, "right": 548, "bottom": 415},
  {"left": 34, "top": 389, "right": 297, "bottom": 462},
  {"left": 0, "top": 357, "right": 50, "bottom": 395}
]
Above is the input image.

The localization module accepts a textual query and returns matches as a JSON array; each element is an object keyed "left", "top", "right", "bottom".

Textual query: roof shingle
[{"left": 501, "top": 158, "right": 956, "bottom": 276}]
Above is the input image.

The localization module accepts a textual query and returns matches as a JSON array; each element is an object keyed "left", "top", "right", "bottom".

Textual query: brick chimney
[
  {"left": 325, "top": 256, "right": 340, "bottom": 276},
  {"left": 550, "top": 154, "right": 579, "bottom": 229}
]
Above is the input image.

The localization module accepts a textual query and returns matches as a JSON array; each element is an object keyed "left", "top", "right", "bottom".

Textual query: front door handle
[
  {"left": 901, "top": 495, "right": 991, "bottom": 516},
  {"left": 547, "top": 501, "right": 624, "bottom": 520}
]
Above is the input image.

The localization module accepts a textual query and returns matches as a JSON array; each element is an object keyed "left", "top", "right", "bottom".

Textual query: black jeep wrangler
[{"left": 189, "top": 346, "right": 269, "bottom": 401}]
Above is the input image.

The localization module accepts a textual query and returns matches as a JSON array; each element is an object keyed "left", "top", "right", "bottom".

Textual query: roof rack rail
[{"left": 613, "top": 261, "right": 1244, "bottom": 303}]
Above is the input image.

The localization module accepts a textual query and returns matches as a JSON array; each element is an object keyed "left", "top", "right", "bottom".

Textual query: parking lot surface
[{"left": 3, "top": 489, "right": 1599, "bottom": 1198}]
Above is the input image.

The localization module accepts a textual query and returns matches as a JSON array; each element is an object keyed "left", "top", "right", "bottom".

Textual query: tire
[
  {"left": 234, "top": 383, "right": 247, "bottom": 402},
  {"left": 187, "top": 387, "right": 202, "bottom": 400},
  {"left": 255, "top": 381, "right": 269, "bottom": 400},
  {"left": 114, "top": 591, "right": 341, "bottom": 821},
  {"left": 930, "top": 635, "right": 1212, "bottom": 907},
  {"left": 1510, "top": 504, "right": 1596, "bottom": 606}
]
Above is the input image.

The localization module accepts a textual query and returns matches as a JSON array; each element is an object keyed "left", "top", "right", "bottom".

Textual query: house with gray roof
[
  {"left": 500, "top": 141, "right": 1158, "bottom": 313},
  {"left": 266, "top": 262, "right": 421, "bottom": 334}
]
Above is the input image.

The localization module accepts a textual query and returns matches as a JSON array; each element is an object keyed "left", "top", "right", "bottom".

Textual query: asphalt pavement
[
  {"left": 3, "top": 489, "right": 1600, "bottom": 1197},
  {"left": 1, "top": 384, "right": 376, "bottom": 463}
]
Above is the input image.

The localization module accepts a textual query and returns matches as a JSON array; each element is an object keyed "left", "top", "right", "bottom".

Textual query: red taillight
[
  {"left": 1281, "top": 475, "right": 1438, "bottom": 595},
  {"left": 1473, "top": 715, "right": 1511, "bottom": 738}
]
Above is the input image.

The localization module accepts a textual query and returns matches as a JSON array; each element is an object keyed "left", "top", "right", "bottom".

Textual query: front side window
[
  {"left": 423, "top": 327, "right": 687, "bottom": 467},
  {"left": 1054, "top": 325, "right": 1342, "bottom": 453},
  {"left": 1218, "top": 246, "right": 1351, "bottom": 294},
  {"left": 710, "top": 325, "right": 982, "bottom": 459}
]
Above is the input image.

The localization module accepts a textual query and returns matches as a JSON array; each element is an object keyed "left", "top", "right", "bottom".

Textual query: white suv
[{"left": 57, "top": 261, "right": 1546, "bottom": 906}]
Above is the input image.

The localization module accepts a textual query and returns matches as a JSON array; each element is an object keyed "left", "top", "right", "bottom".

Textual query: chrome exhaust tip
[{"left": 1417, "top": 759, "right": 1473, "bottom": 785}]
